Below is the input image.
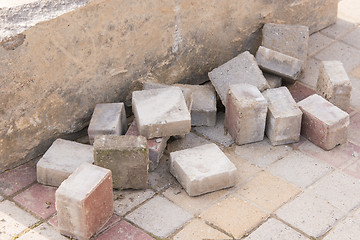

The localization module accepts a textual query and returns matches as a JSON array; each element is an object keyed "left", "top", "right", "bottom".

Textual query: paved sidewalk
[{"left": 1, "top": 1, "right": 360, "bottom": 239}]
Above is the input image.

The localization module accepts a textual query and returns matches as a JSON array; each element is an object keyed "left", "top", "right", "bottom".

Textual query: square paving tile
[
  {"left": 343, "top": 159, "right": 360, "bottom": 179},
  {"left": 17, "top": 223, "right": 67, "bottom": 240},
  {"left": 298, "top": 58, "right": 321, "bottom": 88},
  {"left": 308, "top": 32, "right": 335, "bottom": 56},
  {"left": 320, "top": 18, "right": 357, "bottom": 39},
  {"left": 268, "top": 151, "right": 333, "bottom": 189},
  {"left": 349, "top": 112, "right": 360, "bottom": 146},
  {"left": 13, "top": 183, "right": 56, "bottom": 219},
  {"left": 236, "top": 171, "right": 301, "bottom": 212},
  {"left": 244, "top": 218, "right": 309, "bottom": 240},
  {"left": 125, "top": 196, "right": 192, "bottom": 238},
  {"left": 200, "top": 195, "right": 268, "bottom": 239},
  {"left": 286, "top": 82, "right": 316, "bottom": 103},
  {"left": 0, "top": 163, "right": 36, "bottom": 196},
  {"left": 341, "top": 27, "right": 360, "bottom": 50},
  {"left": 113, "top": 189, "right": 155, "bottom": 216},
  {"left": 323, "top": 213, "right": 360, "bottom": 240},
  {"left": 276, "top": 191, "right": 345, "bottom": 238},
  {"left": 0, "top": 200, "right": 39, "bottom": 239},
  {"left": 350, "top": 78, "right": 360, "bottom": 111}
]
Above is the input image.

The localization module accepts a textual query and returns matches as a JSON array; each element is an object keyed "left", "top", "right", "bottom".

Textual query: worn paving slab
[
  {"left": 17, "top": 223, "right": 68, "bottom": 240},
  {"left": 341, "top": 27, "right": 360, "bottom": 50},
  {"left": 0, "top": 163, "right": 36, "bottom": 196},
  {"left": 113, "top": 189, "right": 155, "bottom": 216},
  {"left": 323, "top": 208, "right": 360, "bottom": 240},
  {"left": 338, "top": 0, "right": 360, "bottom": 24},
  {"left": 308, "top": 32, "right": 335, "bottom": 56},
  {"left": 320, "top": 18, "right": 357, "bottom": 39}
]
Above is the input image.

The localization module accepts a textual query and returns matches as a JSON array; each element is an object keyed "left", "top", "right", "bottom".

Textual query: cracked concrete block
[
  {"left": 36, "top": 139, "right": 93, "bottom": 187},
  {"left": 125, "top": 120, "right": 168, "bottom": 171},
  {"left": 88, "top": 103, "right": 127, "bottom": 144},
  {"left": 170, "top": 143, "right": 237, "bottom": 196},
  {"left": 93, "top": 135, "right": 149, "bottom": 189},
  {"left": 298, "top": 94, "right": 349, "bottom": 150},
  {"left": 55, "top": 163, "right": 113, "bottom": 240},
  {"left": 225, "top": 84, "right": 268, "bottom": 145},
  {"left": 262, "top": 23, "right": 309, "bottom": 62},
  {"left": 316, "top": 61, "right": 352, "bottom": 112},
  {"left": 262, "top": 87, "right": 302, "bottom": 145},
  {"left": 132, "top": 87, "right": 191, "bottom": 139},
  {"left": 208, "top": 51, "right": 270, "bottom": 105},
  {"left": 256, "top": 46, "right": 303, "bottom": 81},
  {"left": 264, "top": 73, "right": 282, "bottom": 88}
]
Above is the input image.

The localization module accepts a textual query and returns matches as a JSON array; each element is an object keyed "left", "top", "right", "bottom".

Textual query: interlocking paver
[
  {"left": 0, "top": 163, "right": 36, "bottom": 196},
  {"left": 125, "top": 196, "right": 192, "bottom": 238},
  {"left": 349, "top": 112, "right": 360, "bottom": 146},
  {"left": 113, "top": 189, "right": 155, "bottom": 216},
  {"left": 299, "top": 58, "right": 321, "bottom": 88},
  {"left": 268, "top": 151, "right": 333, "bottom": 189},
  {"left": 323, "top": 214, "right": 360, "bottom": 240},
  {"left": 308, "top": 32, "right": 335, "bottom": 56},
  {"left": 341, "top": 27, "right": 360, "bottom": 50},
  {"left": 287, "top": 82, "right": 316, "bottom": 102},
  {"left": 17, "top": 223, "right": 67, "bottom": 240},
  {"left": 320, "top": 18, "right": 357, "bottom": 39}
]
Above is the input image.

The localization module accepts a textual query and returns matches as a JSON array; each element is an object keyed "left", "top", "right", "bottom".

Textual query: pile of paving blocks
[{"left": 34, "top": 23, "right": 352, "bottom": 239}]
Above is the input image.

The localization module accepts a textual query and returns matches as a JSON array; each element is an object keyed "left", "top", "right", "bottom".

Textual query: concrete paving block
[
  {"left": 323, "top": 213, "right": 360, "bottom": 240},
  {"left": 225, "top": 83, "right": 268, "bottom": 145},
  {"left": 256, "top": 46, "right": 303, "bottom": 81},
  {"left": 262, "top": 23, "right": 309, "bottom": 62},
  {"left": 94, "top": 135, "right": 149, "bottom": 189},
  {"left": 36, "top": 139, "right": 93, "bottom": 187},
  {"left": 264, "top": 73, "right": 282, "bottom": 88},
  {"left": 316, "top": 61, "right": 352, "bottom": 112},
  {"left": 262, "top": 87, "right": 302, "bottom": 145},
  {"left": 208, "top": 51, "right": 269, "bottom": 105},
  {"left": 113, "top": 189, "right": 155, "bottom": 216},
  {"left": 55, "top": 163, "right": 113, "bottom": 240},
  {"left": 126, "top": 121, "right": 168, "bottom": 171},
  {"left": 17, "top": 223, "right": 68, "bottom": 240},
  {"left": 170, "top": 143, "right": 237, "bottom": 196},
  {"left": 132, "top": 87, "right": 191, "bottom": 139},
  {"left": 298, "top": 94, "right": 349, "bottom": 150},
  {"left": 88, "top": 103, "right": 127, "bottom": 144}
]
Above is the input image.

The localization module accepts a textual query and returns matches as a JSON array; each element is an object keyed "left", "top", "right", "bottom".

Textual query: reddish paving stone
[
  {"left": 286, "top": 82, "right": 316, "bottom": 103},
  {"left": 0, "top": 163, "right": 36, "bottom": 196},
  {"left": 343, "top": 160, "right": 360, "bottom": 179},
  {"left": 48, "top": 214, "right": 58, "bottom": 228},
  {"left": 13, "top": 183, "right": 56, "bottom": 219},
  {"left": 349, "top": 112, "right": 360, "bottom": 146},
  {"left": 95, "top": 220, "right": 155, "bottom": 240}
]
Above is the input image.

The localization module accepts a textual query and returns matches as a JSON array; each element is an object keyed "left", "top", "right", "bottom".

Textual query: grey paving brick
[
  {"left": 113, "top": 189, "right": 155, "bottom": 216},
  {"left": 320, "top": 18, "right": 357, "bottom": 39},
  {"left": 308, "top": 32, "right": 335, "bottom": 56}
]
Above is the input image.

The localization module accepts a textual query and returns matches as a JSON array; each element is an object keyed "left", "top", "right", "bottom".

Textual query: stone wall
[{"left": 0, "top": 0, "right": 338, "bottom": 171}]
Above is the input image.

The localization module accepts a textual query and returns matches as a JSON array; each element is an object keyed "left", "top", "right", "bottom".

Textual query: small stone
[{"left": 264, "top": 73, "right": 282, "bottom": 88}]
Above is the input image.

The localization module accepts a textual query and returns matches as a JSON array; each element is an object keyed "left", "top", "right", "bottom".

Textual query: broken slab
[
  {"left": 256, "top": 46, "right": 303, "bottom": 81},
  {"left": 88, "top": 103, "right": 127, "bottom": 144},
  {"left": 208, "top": 51, "right": 270, "bottom": 105},
  {"left": 55, "top": 163, "right": 113, "bottom": 240},
  {"left": 36, "top": 139, "right": 93, "bottom": 187},
  {"left": 126, "top": 120, "right": 168, "bottom": 171},
  {"left": 264, "top": 73, "right": 282, "bottom": 89},
  {"left": 132, "top": 87, "right": 191, "bottom": 139},
  {"left": 93, "top": 135, "right": 148, "bottom": 189},
  {"left": 225, "top": 83, "right": 268, "bottom": 145},
  {"left": 316, "top": 61, "right": 352, "bottom": 112},
  {"left": 298, "top": 94, "right": 349, "bottom": 150},
  {"left": 170, "top": 143, "right": 237, "bottom": 196},
  {"left": 262, "top": 87, "right": 302, "bottom": 145}
]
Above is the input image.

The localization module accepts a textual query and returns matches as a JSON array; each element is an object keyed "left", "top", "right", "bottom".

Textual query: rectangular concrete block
[
  {"left": 264, "top": 73, "right": 282, "bottom": 88},
  {"left": 55, "top": 163, "right": 113, "bottom": 240},
  {"left": 256, "top": 46, "right": 303, "bottom": 81},
  {"left": 208, "top": 51, "right": 270, "bottom": 105},
  {"left": 37, "top": 139, "right": 93, "bottom": 187},
  {"left": 125, "top": 120, "right": 168, "bottom": 171},
  {"left": 170, "top": 143, "right": 237, "bottom": 196},
  {"left": 316, "top": 61, "right": 352, "bottom": 112},
  {"left": 225, "top": 83, "right": 268, "bottom": 145},
  {"left": 88, "top": 103, "right": 127, "bottom": 144},
  {"left": 94, "top": 135, "right": 149, "bottom": 189},
  {"left": 298, "top": 94, "right": 350, "bottom": 150},
  {"left": 132, "top": 87, "right": 191, "bottom": 139},
  {"left": 262, "top": 87, "right": 302, "bottom": 145}
]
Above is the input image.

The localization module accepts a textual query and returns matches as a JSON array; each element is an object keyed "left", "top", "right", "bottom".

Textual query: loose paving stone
[
  {"left": 275, "top": 191, "right": 345, "bottom": 238},
  {"left": 225, "top": 83, "right": 268, "bottom": 145},
  {"left": 245, "top": 218, "right": 309, "bottom": 240},
  {"left": 236, "top": 171, "right": 301, "bottom": 212},
  {"left": 113, "top": 189, "right": 155, "bottom": 216},
  {"left": 316, "top": 61, "right": 352, "bottom": 112},
  {"left": 268, "top": 151, "right": 333, "bottom": 189},
  {"left": 125, "top": 196, "right": 193, "bottom": 238},
  {"left": 298, "top": 94, "right": 350, "bottom": 150},
  {"left": 307, "top": 171, "right": 360, "bottom": 212},
  {"left": 36, "top": 139, "right": 93, "bottom": 187},
  {"left": 0, "top": 200, "right": 38, "bottom": 240},
  {"left": 320, "top": 18, "right": 357, "bottom": 39},
  {"left": 17, "top": 223, "right": 68, "bottom": 240},
  {"left": 170, "top": 143, "right": 237, "bottom": 196},
  {"left": 262, "top": 23, "right": 309, "bottom": 62},
  {"left": 200, "top": 195, "right": 268, "bottom": 239},
  {"left": 264, "top": 73, "right": 282, "bottom": 88},
  {"left": 256, "top": 46, "right": 303, "bottom": 80},
  {"left": 341, "top": 27, "right": 360, "bottom": 50},
  {"left": 126, "top": 121, "right": 168, "bottom": 171},
  {"left": 299, "top": 58, "right": 321, "bottom": 88},
  {"left": 287, "top": 82, "right": 316, "bottom": 102},
  {"left": 307, "top": 32, "right": 335, "bottom": 56},
  {"left": 349, "top": 112, "right": 360, "bottom": 146},
  {"left": 56, "top": 163, "right": 114, "bottom": 240},
  {"left": 208, "top": 51, "right": 269, "bottom": 105},
  {"left": 88, "top": 102, "right": 127, "bottom": 144},
  {"left": 132, "top": 87, "right": 191, "bottom": 139},
  {"left": 167, "top": 132, "right": 211, "bottom": 152},
  {"left": 323, "top": 209, "right": 360, "bottom": 240},
  {"left": 0, "top": 163, "right": 36, "bottom": 196},
  {"left": 262, "top": 87, "right": 302, "bottom": 145},
  {"left": 94, "top": 135, "right": 148, "bottom": 190},
  {"left": 194, "top": 112, "right": 234, "bottom": 147},
  {"left": 14, "top": 183, "right": 56, "bottom": 219},
  {"left": 173, "top": 219, "right": 230, "bottom": 240}
]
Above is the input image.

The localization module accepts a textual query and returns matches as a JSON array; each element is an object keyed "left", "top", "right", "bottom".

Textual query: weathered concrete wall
[{"left": 0, "top": 0, "right": 338, "bottom": 171}]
